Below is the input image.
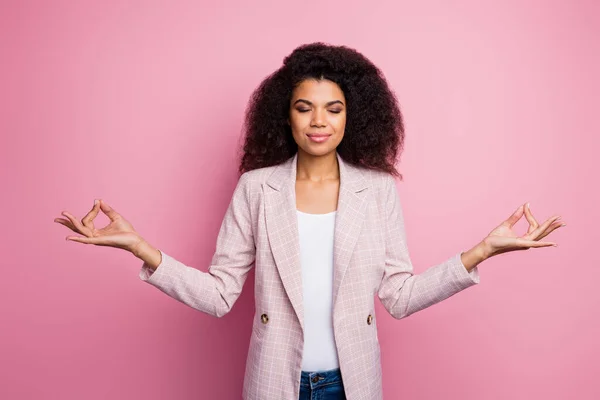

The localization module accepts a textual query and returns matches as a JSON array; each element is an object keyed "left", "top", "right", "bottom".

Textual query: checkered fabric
[{"left": 139, "top": 151, "right": 480, "bottom": 399}]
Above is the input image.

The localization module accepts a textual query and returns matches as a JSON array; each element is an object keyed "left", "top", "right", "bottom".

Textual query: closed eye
[{"left": 296, "top": 109, "right": 342, "bottom": 114}]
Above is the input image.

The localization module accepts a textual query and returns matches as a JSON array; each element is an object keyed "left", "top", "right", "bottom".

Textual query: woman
[{"left": 54, "top": 42, "right": 565, "bottom": 400}]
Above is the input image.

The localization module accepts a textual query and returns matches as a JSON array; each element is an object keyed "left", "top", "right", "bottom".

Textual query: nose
[{"left": 310, "top": 108, "right": 327, "bottom": 127}]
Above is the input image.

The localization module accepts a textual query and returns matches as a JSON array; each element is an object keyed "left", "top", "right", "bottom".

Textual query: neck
[{"left": 296, "top": 149, "right": 339, "bottom": 182}]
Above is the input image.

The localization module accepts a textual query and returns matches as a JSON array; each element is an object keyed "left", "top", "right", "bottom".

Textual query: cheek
[
  {"left": 333, "top": 115, "right": 347, "bottom": 131},
  {"left": 289, "top": 113, "right": 305, "bottom": 128}
]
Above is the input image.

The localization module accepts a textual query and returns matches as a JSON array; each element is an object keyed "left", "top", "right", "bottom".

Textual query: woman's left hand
[{"left": 481, "top": 203, "right": 565, "bottom": 259}]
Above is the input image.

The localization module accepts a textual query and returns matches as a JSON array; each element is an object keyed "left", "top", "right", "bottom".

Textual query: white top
[{"left": 296, "top": 209, "right": 339, "bottom": 372}]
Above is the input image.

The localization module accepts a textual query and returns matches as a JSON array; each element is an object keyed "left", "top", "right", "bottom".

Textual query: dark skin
[
  {"left": 54, "top": 78, "right": 566, "bottom": 271},
  {"left": 288, "top": 79, "right": 346, "bottom": 214}
]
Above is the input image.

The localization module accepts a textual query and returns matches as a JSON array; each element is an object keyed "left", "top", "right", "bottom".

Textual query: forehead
[{"left": 291, "top": 79, "right": 345, "bottom": 101}]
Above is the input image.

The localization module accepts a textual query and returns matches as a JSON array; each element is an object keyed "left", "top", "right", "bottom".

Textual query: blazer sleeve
[
  {"left": 138, "top": 172, "right": 256, "bottom": 318},
  {"left": 377, "top": 175, "right": 480, "bottom": 319}
]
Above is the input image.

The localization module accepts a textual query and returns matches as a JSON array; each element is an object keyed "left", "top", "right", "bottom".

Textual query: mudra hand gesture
[
  {"left": 481, "top": 202, "right": 565, "bottom": 258},
  {"left": 54, "top": 199, "right": 145, "bottom": 254}
]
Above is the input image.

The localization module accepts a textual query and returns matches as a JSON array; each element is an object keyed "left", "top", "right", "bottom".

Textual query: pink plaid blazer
[{"left": 139, "top": 151, "right": 480, "bottom": 399}]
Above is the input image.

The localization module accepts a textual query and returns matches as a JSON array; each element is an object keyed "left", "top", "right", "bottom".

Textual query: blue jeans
[{"left": 298, "top": 367, "right": 346, "bottom": 399}]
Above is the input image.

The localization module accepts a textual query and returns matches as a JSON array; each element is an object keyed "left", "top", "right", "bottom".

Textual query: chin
[{"left": 298, "top": 145, "right": 339, "bottom": 158}]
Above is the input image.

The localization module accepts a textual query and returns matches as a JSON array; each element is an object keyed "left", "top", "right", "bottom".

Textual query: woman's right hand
[{"left": 54, "top": 199, "right": 145, "bottom": 254}]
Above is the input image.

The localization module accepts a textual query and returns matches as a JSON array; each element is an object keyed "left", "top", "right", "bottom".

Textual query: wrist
[
  {"left": 130, "top": 238, "right": 149, "bottom": 259},
  {"left": 479, "top": 238, "right": 494, "bottom": 261},
  {"left": 131, "top": 240, "right": 162, "bottom": 271},
  {"left": 461, "top": 241, "right": 489, "bottom": 271}
]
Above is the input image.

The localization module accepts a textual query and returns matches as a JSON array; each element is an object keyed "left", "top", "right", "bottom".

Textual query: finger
[
  {"left": 515, "top": 238, "right": 557, "bottom": 248},
  {"left": 61, "top": 211, "right": 91, "bottom": 236},
  {"left": 82, "top": 199, "right": 101, "bottom": 230},
  {"left": 537, "top": 220, "right": 566, "bottom": 240},
  {"left": 506, "top": 204, "right": 525, "bottom": 228},
  {"left": 523, "top": 202, "right": 539, "bottom": 235},
  {"left": 99, "top": 199, "right": 120, "bottom": 222},
  {"left": 66, "top": 235, "right": 103, "bottom": 244},
  {"left": 54, "top": 217, "right": 77, "bottom": 232},
  {"left": 523, "top": 215, "right": 561, "bottom": 241}
]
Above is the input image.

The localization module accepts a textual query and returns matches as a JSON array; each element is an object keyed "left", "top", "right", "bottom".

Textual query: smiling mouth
[{"left": 306, "top": 133, "right": 331, "bottom": 143}]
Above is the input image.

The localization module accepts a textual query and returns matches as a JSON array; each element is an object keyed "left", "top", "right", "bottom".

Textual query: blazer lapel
[{"left": 264, "top": 151, "right": 369, "bottom": 332}]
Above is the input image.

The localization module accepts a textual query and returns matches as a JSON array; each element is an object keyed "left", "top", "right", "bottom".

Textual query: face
[{"left": 288, "top": 79, "right": 346, "bottom": 157}]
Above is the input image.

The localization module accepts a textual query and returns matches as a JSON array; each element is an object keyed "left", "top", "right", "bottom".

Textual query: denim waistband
[{"left": 300, "top": 367, "right": 343, "bottom": 389}]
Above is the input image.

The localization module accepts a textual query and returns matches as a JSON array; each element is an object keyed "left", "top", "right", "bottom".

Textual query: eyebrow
[{"left": 293, "top": 99, "right": 345, "bottom": 107}]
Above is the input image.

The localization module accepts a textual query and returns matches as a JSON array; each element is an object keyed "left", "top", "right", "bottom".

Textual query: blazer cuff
[
  {"left": 139, "top": 249, "right": 175, "bottom": 284},
  {"left": 451, "top": 251, "right": 481, "bottom": 288}
]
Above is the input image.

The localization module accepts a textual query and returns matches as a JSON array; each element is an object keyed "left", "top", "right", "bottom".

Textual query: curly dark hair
[{"left": 238, "top": 42, "right": 405, "bottom": 179}]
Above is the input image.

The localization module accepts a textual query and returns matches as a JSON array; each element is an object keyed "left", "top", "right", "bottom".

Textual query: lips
[{"left": 306, "top": 133, "right": 331, "bottom": 143}]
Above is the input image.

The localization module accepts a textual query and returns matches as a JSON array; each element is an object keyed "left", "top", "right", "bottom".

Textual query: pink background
[{"left": 2, "top": 0, "right": 598, "bottom": 398}]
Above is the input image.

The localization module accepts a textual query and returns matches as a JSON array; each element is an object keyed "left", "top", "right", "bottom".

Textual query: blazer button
[
  {"left": 367, "top": 314, "right": 373, "bottom": 325},
  {"left": 261, "top": 314, "right": 269, "bottom": 324}
]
